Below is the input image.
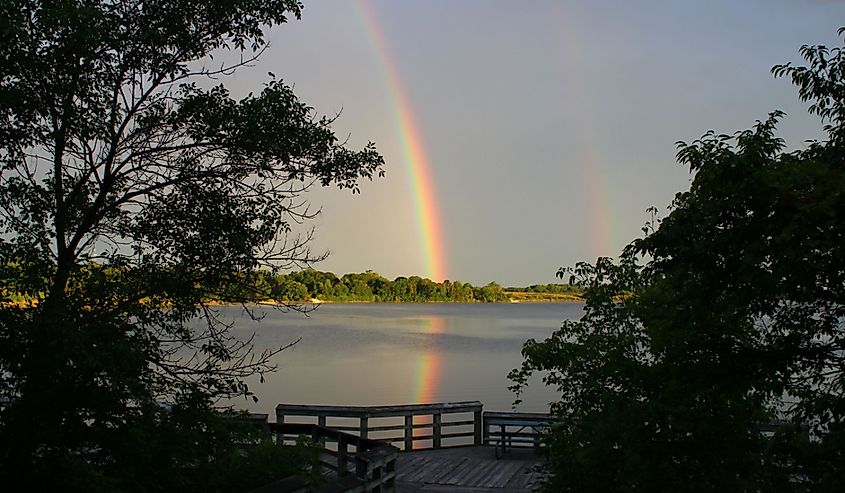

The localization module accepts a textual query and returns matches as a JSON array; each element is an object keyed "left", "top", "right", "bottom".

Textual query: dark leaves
[
  {"left": 0, "top": 1, "right": 381, "bottom": 489},
  {"left": 515, "top": 30, "right": 845, "bottom": 493}
]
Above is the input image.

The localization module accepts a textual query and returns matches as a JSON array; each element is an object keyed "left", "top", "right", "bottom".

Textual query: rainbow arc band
[{"left": 355, "top": 0, "right": 447, "bottom": 282}]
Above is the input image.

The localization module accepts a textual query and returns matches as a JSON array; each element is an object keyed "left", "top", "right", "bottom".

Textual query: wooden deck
[
  {"left": 270, "top": 401, "right": 551, "bottom": 492},
  {"left": 394, "top": 446, "right": 544, "bottom": 492}
]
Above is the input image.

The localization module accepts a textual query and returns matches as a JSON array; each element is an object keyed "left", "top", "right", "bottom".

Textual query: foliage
[
  {"left": 46, "top": 397, "right": 321, "bottom": 493},
  {"left": 186, "top": 267, "right": 580, "bottom": 303},
  {"left": 208, "top": 435, "right": 321, "bottom": 493},
  {"left": 0, "top": 0, "right": 383, "bottom": 490},
  {"left": 2, "top": 263, "right": 582, "bottom": 304},
  {"left": 246, "top": 268, "right": 582, "bottom": 302},
  {"left": 505, "top": 283, "right": 583, "bottom": 295},
  {"left": 510, "top": 32, "right": 845, "bottom": 492}
]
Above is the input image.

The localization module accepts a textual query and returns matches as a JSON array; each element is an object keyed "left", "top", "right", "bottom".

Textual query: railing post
[
  {"left": 475, "top": 409, "right": 484, "bottom": 445},
  {"left": 372, "top": 464, "right": 382, "bottom": 493},
  {"left": 315, "top": 415, "right": 327, "bottom": 445},
  {"left": 338, "top": 434, "right": 348, "bottom": 477},
  {"left": 311, "top": 426, "right": 322, "bottom": 447},
  {"left": 386, "top": 455, "right": 396, "bottom": 491},
  {"left": 404, "top": 415, "right": 413, "bottom": 451},
  {"left": 360, "top": 416, "right": 369, "bottom": 439},
  {"left": 355, "top": 455, "right": 367, "bottom": 481},
  {"left": 275, "top": 412, "right": 286, "bottom": 445},
  {"left": 432, "top": 413, "right": 442, "bottom": 449}
]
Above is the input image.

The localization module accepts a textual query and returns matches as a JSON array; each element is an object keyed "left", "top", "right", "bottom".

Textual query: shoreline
[
  {"left": 227, "top": 297, "right": 585, "bottom": 306},
  {"left": 4, "top": 297, "right": 586, "bottom": 309}
]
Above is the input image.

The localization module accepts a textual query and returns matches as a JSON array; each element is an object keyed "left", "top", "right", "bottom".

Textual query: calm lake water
[{"left": 221, "top": 302, "right": 584, "bottom": 414}]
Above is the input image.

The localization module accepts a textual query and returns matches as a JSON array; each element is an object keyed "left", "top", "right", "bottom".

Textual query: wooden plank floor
[{"left": 394, "top": 446, "right": 544, "bottom": 492}]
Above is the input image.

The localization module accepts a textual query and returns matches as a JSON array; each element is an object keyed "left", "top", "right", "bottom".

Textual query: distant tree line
[
  {"left": 230, "top": 269, "right": 584, "bottom": 303},
  {"left": 1, "top": 264, "right": 584, "bottom": 305},
  {"left": 505, "top": 283, "right": 583, "bottom": 295}
]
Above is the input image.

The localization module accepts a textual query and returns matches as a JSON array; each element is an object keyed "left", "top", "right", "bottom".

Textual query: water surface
[{"left": 222, "top": 302, "right": 584, "bottom": 414}]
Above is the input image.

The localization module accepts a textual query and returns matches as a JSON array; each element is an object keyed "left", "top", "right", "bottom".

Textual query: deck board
[
  {"left": 484, "top": 460, "right": 524, "bottom": 488},
  {"left": 447, "top": 458, "right": 482, "bottom": 486},
  {"left": 394, "top": 446, "right": 543, "bottom": 492},
  {"left": 460, "top": 459, "right": 498, "bottom": 487},
  {"left": 430, "top": 457, "right": 467, "bottom": 484}
]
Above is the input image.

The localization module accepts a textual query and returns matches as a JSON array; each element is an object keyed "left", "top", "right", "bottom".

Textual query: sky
[{"left": 222, "top": 0, "right": 845, "bottom": 287}]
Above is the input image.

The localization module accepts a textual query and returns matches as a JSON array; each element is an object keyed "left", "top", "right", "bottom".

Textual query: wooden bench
[{"left": 483, "top": 411, "right": 552, "bottom": 459}]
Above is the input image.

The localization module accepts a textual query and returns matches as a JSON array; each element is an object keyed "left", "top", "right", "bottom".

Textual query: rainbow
[
  {"left": 354, "top": 1, "right": 448, "bottom": 281},
  {"left": 548, "top": 4, "right": 618, "bottom": 258}
]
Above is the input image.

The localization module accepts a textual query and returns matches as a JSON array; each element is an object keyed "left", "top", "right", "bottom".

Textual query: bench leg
[{"left": 497, "top": 425, "right": 507, "bottom": 459}]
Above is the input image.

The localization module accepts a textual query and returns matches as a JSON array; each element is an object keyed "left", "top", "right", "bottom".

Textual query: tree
[
  {"left": 274, "top": 278, "right": 309, "bottom": 303},
  {"left": 0, "top": 0, "right": 384, "bottom": 490},
  {"left": 477, "top": 281, "right": 506, "bottom": 302},
  {"left": 511, "top": 32, "right": 845, "bottom": 492}
]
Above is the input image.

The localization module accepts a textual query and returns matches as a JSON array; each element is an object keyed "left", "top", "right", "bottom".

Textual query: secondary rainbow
[
  {"left": 548, "top": 4, "right": 618, "bottom": 258},
  {"left": 354, "top": 0, "right": 447, "bottom": 282}
]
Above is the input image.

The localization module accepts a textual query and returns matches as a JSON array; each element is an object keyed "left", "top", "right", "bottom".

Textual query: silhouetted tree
[
  {"left": 0, "top": 0, "right": 383, "bottom": 490},
  {"left": 511, "top": 31, "right": 845, "bottom": 493}
]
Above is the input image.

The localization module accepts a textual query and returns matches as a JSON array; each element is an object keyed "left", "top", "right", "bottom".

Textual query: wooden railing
[
  {"left": 259, "top": 422, "right": 398, "bottom": 493},
  {"left": 276, "top": 401, "right": 484, "bottom": 451}
]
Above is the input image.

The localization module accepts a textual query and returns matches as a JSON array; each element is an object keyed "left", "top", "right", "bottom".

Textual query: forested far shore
[
  {"left": 1, "top": 267, "right": 584, "bottom": 305},
  {"left": 228, "top": 269, "right": 585, "bottom": 303}
]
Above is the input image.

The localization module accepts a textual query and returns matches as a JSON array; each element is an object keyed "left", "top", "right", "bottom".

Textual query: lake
[{"left": 222, "top": 302, "right": 584, "bottom": 414}]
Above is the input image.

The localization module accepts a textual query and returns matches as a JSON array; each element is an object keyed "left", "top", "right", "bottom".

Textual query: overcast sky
[{"left": 222, "top": 0, "right": 845, "bottom": 286}]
